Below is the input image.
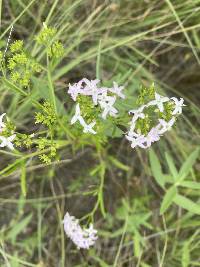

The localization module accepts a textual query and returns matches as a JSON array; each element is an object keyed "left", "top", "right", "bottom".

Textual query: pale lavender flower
[
  {"left": 158, "top": 117, "right": 175, "bottom": 134},
  {"left": 82, "top": 78, "right": 101, "bottom": 105},
  {"left": 63, "top": 212, "right": 98, "bottom": 250},
  {"left": 171, "top": 97, "right": 185, "bottom": 115},
  {"left": 109, "top": 81, "right": 125, "bottom": 99},
  {"left": 68, "top": 81, "right": 83, "bottom": 101},
  {"left": 0, "top": 134, "right": 16, "bottom": 150},
  {"left": 145, "top": 126, "right": 160, "bottom": 147},
  {"left": 147, "top": 93, "right": 169, "bottom": 112},
  {"left": 0, "top": 113, "right": 6, "bottom": 132}
]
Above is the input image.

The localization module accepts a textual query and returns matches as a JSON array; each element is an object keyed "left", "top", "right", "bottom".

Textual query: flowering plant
[{"left": 0, "top": 24, "right": 187, "bottom": 251}]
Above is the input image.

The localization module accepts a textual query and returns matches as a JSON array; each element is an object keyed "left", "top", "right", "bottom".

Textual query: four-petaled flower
[
  {"left": 171, "top": 97, "right": 185, "bottom": 115},
  {"left": 158, "top": 117, "right": 175, "bottom": 134},
  {"left": 100, "top": 96, "right": 118, "bottom": 119},
  {"left": 68, "top": 81, "right": 82, "bottom": 101},
  {"left": 81, "top": 120, "right": 97, "bottom": 135},
  {"left": 0, "top": 134, "right": 16, "bottom": 150},
  {"left": 145, "top": 126, "right": 160, "bottom": 147},
  {"left": 82, "top": 78, "right": 101, "bottom": 105},
  {"left": 109, "top": 81, "right": 125, "bottom": 99},
  {"left": 126, "top": 134, "right": 146, "bottom": 149},
  {"left": 71, "top": 104, "right": 97, "bottom": 134},
  {"left": 129, "top": 105, "right": 146, "bottom": 122},
  {"left": 148, "top": 93, "right": 169, "bottom": 112},
  {"left": 71, "top": 104, "right": 83, "bottom": 125}
]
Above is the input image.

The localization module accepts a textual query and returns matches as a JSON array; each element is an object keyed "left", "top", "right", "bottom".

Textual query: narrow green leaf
[
  {"left": 109, "top": 156, "right": 130, "bottom": 171},
  {"left": 149, "top": 149, "right": 165, "bottom": 188},
  {"left": 179, "top": 181, "right": 200, "bottom": 190},
  {"left": 181, "top": 242, "right": 190, "bottom": 267},
  {"left": 174, "top": 194, "right": 200, "bottom": 215},
  {"left": 3, "top": 78, "right": 42, "bottom": 109},
  {"left": 178, "top": 148, "right": 199, "bottom": 181},
  {"left": 20, "top": 162, "right": 27, "bottom": 197},
  {"left": 133, "top": 230, "right": 141, "bottom": 258},
  {"left": 96, "top": 39, "right": 102, "bottom": 80},
  {"left": 0, "top": 159, "right": 22, "bottom": 177},
  {"left": 3, "top": 78, "right": 27, "bottom": 96},
  {"left": 160, "top": 186, "right": 177, "bottom": 214},
  {"left": 165, "top": 152, "right": 178, "bottom": 180},
  {"left": 6, "top": 214, "right": 33, "bottom": 242}
]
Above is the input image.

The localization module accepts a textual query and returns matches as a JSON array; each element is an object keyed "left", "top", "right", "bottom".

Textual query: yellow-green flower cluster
[
  {"left": 34, "top": 102, "right": 58, "bottom": 164},
  {"left": 8, "top": 40, "right": 41, "bottom": 87},
  {"left": 37, "top": 138, "right": 58, "bottom": 164},
  {"left": 35, "top": 101, "right": 57, "bottom": 127},
  {"left": 14, "top": 133, "right": 34, "bottom": 148},
  {"left": 36, "top": 24, "right": 64, "bottom": 59}
]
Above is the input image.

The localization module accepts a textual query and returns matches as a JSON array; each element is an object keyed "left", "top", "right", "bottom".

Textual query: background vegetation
[{"left": 0, "top": 0, "right": 200, "bottom": 266}]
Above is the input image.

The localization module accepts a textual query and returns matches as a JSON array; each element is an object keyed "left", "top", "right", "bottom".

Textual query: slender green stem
[{"left": 47, "top": 55, "right": 57, "bottom": 115}]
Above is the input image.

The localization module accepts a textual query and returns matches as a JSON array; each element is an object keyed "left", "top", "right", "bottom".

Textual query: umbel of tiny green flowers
[
  {"left": 63, "top": 212, "right": 98, "bottom": 249},
  {"left": 8, "top": 40, "right": 41, "bottom": 87},
  {"left": 126, "top": 92, "right": 185, "bottom": 149},
  {"left": 68, "top": 78, "right": 125, "bottom": 134},
  {"left": 0, "top": 113, "right": 16, "bottom": 150},
  {"left": 36, "top": 23, "right": 64, "bottom": 59}
]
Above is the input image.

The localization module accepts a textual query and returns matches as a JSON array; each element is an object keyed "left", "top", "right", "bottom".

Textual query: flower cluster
[
  {"left": 8, "top": 40, "right": 41, "bottom": 88},
  {"left": 36, "top": 23, "right": 64, "bottom": 59},
  {"left": 0, "top": 113, "right": 16, "bottom": 150},
  {"left": 63, "top": 212, "right": 98, "bottom": 249},
  {"left": 126, "top": 92, "right": 185, "bottom": 149},
  {"left": 68, "top": 78, "right": 125, "bottom": 134}
]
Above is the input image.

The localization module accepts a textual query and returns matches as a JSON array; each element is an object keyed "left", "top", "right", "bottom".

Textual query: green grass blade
[
  {"left": 149, "top": 149, "right": 165, "bottom": 188},
  {"left": 174, "top": 194, "right": 200, "bottom": 214},
  {"left": 165, "top": 152, "right": 178, "bottom": 181},
  {"left": 178, "top": 148, "right": 199, "bottom": 181},
  {"left": 160, "top": 186, "right": 177, "bottom": 214},
  {"left": 165, "top": 0, "right": 200, "bottom": 65}
]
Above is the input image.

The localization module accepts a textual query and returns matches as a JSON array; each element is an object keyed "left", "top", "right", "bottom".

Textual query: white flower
[
  {"left": 171, "top": 97, "right": 185, "bottom": 115},
  {"left": 97, "top": 91, "right": 111, "bottom": 103},
  {"left": 71, "top": 104, "right": 83, "bottom": 125},
  {"left": 0, "top": 113, "right": 6, "bottom": 132},
  {"left": 129, "top": 106, "right": 146, "bottom": 122},
  {"left": 126, "top": 131, "right": 140, "bottom": 138},
  {"left": 125, "top": 134, "right": 146, "bottom": 149},
  {"left": 148, "top": 93, "right": 169, "bottom": 112},
  {"left": 0, "top": 134, "right": 16, "bottom": 150},
  {"left": 81, "top": 120, "right": 97, "bottom": 135},
  {"left": 145, "top": 126, "right": 160, "bottom": 147},
  {"left": 158, "top": 117, "right": 175, "bottom": 134},
  {"left": 63, "top": 212, "right": 98, "bottom": 250},
  {"left": 109, "top": 81, "right": 125, "bottom": 99},
  {"left": 71, "top": 104, "right": 96, "bottom": 134},
  {"left": 100, "top": 96, "right": 118, "bottom": 119}
]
